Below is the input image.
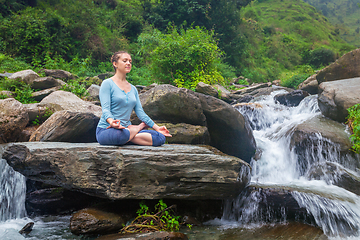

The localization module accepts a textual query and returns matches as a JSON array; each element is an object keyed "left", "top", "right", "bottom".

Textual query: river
[{"left": 0, "top": 90, "right": 359, "bottom": 239}]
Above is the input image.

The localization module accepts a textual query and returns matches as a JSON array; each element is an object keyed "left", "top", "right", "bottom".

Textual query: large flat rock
[{"left": 1, "top": 143, "right": 251, "bottom": 200}]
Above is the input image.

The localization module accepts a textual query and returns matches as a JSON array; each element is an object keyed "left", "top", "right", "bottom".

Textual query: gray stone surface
[
  {"left": 2, "top": 142, "right": 251, "bottom": 200},
  {"left": 318, "top": 77, "right": 360, "bottom": 122}
]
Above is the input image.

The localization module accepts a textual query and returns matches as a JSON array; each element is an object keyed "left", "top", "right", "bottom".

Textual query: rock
[
  {"left": 26, "top": 187, "right": 100, "bottom": 215},
  {"left": 29, "top": 111, "right": 99, "bottom": 143},
  {"left": 30, "top": 77, "right": 65, "bottom": 90},
  {"left": 213, "top": 84, "right": 232, "bottom": 103},
  {"left": 0, "top": 72, "right": 13, "bottom": 78},
  {"left": 32, "top": 86, "right": 62, "bottom": 101},
  {"left": 132, "top": 84, "right": 206, "bottom": 126},
  {"left": 3, "top": 142, "right": 251, "bottom": 200},
  {"left": 8, "top": 69, "right": 39, "bottom": 85},
  {"left": 87, "top": 84, "right": 100, "bottom": 100},
  {"left": 298, "top": 74, "right": 318, "bottom": 95},
  {"left": 0, "top": 90, "right": 14, "bottom": 98},
  {"left": 41, "top": 69, "right": 75, "bottom": 80},
  {"left": 231, "top": 95, "right": 254, "bottom": 104},
  {"left": 307, "top": 162, "right": 360, "bottom": 196},
  {"left": 318, "top": 77, "right": 360, "bottom": 122},
  {"left": 274, "top": 90, "right": 310, "bottom": 107},
  {"left": 133, "top": 85, "right": 256, "bottom": 162},
  {"left": 70, "top": 208, "right": 125, "bottom": 235},
  {"left": 19, "top": 222, "right": 34, "bottom": 235},
  {"left": 0, "top": 98, "right": 29, "bottom": 143},
  {"left": 291, "top": 115, "right": 352, "bottom": 153},
  {"left": 272, "top": 80, "right": 281, "bottom": 86},
  {"left": 232, "top": 82, "right": 271, "bottom": 95},
  {"left": 23, "top": 103, "right": 61, "bottom": 123},
  {"left": 196, "top": 93, "right": 256, "bottom": 162},
  {"left": 40, "top": 90, "right": 102, "bottom": 117},
  {"left": 95, "top": 231, "right": 188, "bottom": 240},
  {"left": 316, "top": 48, "right": 360, "bottom": 84},
  {"left": 195, "top": 82, "right": 218, "bottom": 98},
  {"left": 158, "top": 122, "right": 210, "bottom": 145}
]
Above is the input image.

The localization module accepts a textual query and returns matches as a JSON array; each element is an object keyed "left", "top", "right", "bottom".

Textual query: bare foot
[{"left": 128, "top": 122, "right": 147, "bottom": 132}]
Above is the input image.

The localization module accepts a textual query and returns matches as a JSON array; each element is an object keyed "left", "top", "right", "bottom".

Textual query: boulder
[
  {"left": 70, "top": 208, "right": 125, "bottom": 235},
  {"left": 40, "top": 90, "right": 102, "bottom": 117},
  {"left": 0, "top": 98, "right": 29, "bottom": 143},
  {"left": 232, "top": 82, "right": 271, "bottom": 95},
  {"left": 87, "top": 84, "right": 100, "bottom": 101},
  {"left": 30, "top": 77, "right": 65, "bottom": 90},
  {"left": 32, "top": 86, "right": 62, "bottom": 101},
  {"left": 213, "top": 84, "right": 232, "bottom": 103},
  {"left": 318, "top": 77, "right": 360, "bottom": 122},
  {"left": 29, "top": 110, "right": 99, "bottom": 143},
  {"left": 41, "top": 69, "right": 75, "bottom": 80},
  {"left": 132, "top": 85, "right": 206, "bottom": 126},
  {"left": 316, "top": 48, "right": 360, "bottom": 84},
  {"left": 8, "top": 70, "right": 39, "bottom": 85},
  {"left": 95, "top": 231, "right": 188, "bottom": 240},
  {"left": 97, "top": 72, "right": 114, "bottom": 80},
  {"left": 274, "top": 90, "right": 310, "bottom": 107},
  {"left": 196, "top": 93, "right": 257, "bottom": 162},
  {"left": 195, "top": 82, "right": 218, "bottom": 98},
  {"left": 2, "top": 142, "right": 251, "bottom": 200},
  {"left": 23, "top": 103, "right": 61, "bottom": 123},
  {"left": 298, "top": 74, "right": 318, "bottom": 95},
  {"left": 158, "top": 122, "right": 210, "bottom": 145}
]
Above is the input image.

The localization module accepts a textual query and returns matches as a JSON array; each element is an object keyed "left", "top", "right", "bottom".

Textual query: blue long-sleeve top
[{"left": 97, "top": 79, "right": 155, "bottom": 129}]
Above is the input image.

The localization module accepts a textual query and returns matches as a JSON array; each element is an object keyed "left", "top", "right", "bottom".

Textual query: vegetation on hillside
[
  {"left": 347, "top": 104, "right": 360, "bottom": 153},
  {"left": 0, "top": 0, "right": 356, "bottom": 89},
  {"left": 303, "top": 0, "right": 360, "bottom": 47}
]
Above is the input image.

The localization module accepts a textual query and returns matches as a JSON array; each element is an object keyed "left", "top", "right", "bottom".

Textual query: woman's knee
[
  {"left": 96, "top": 127, "right": 130, "bottom": 145},
  {"left": 139, "top": 130, "right": 165, "bottom": 146}
]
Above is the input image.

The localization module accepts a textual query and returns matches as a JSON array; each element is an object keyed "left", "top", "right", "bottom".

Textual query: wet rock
[
  {"left": 95, "top": 231, "right": 188, "bottom": 240},
  {"left": 70, "top": 208, "right": 125, "bottom": 235},
  {"left": 40, "top": 90, "right": 102, "bottom": 117},
  {"left": 318, "top": 77, "right": 360, "bottom": 122},
  {"left": 274, "top": 90, "right": 310, "bottom": 107},
  {"left": 29, "top": 110, "right": 99, "bottom": 143},
  {"left": 307, "top": 162, "right": 360, "bottom": 196},
  {"left": 3, "top": 142, "right": 251, "bottom": 200},
  {"left": 0, "top": 98, "right": 29, "bottom": 143},
  {"left": 195, "top": 82, "right": 218, "bottom": 98},
  {"left": 8, "top": 69, "right": 39, "bottom": 85},
  {"left": 316, "top": 48, "right": 360, "bottom": 84},
  {"left": 19, "top": 222, "right": 34, "bottom": 235}
]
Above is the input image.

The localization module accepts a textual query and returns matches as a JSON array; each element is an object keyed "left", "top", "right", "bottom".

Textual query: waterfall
[
  {"left": 221, "top": 90, "right": 360, "bottom": 238},
  {"left": 0, "top": 154, "right": 27, "bottom": 221}
]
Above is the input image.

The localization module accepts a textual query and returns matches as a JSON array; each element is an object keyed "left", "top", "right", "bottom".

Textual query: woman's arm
[{"left": 152, "top": 123, "right": 172, "bottom": 137}]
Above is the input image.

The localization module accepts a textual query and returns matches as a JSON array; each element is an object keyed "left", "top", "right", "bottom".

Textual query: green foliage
[
  {"left": 0, "top": 77, "right": 37, "bottom": 103},
  {"left": 138, "top": 26, "right": 226, "bottom": 90},
  {"left": 304, "top": 47, "right": 336, "bottom": 68},
  {"left": 31, "top": 107, "right": 53, "bottom": 126},
  {"left": 122, "top": 200, "right": 182, "bottom": 233},
  {"left": 0, "top": 54, "right": 32, "bottom": 73},
  {"left": 347, "top": 104, "right": 360, "bottom": 153},
  {"left": 61, "top": 79, "right": 89, "bottom": 98},
  {"left": 280, "top": 65, "right": 314, "bottom": 88}
]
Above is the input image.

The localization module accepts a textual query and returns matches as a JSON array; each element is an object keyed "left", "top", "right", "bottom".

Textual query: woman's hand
[
  {"left": 153, "top": 125, "right": 172, "bottom": 137},
  {"left": 107, "top": 119, "right": 125, "bottom": 129}
]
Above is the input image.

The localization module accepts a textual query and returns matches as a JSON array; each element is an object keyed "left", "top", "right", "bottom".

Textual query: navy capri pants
[{"left": 96, "top": 127, "right": 165, "bottom": 147}]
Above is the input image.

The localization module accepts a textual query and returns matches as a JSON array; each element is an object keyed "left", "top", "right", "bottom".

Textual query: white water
[{"left": 219, "top": 90, "right": 360, "bottom": 238}]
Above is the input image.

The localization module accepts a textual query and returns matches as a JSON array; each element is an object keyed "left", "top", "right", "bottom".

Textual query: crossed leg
[{"left": 126, "top": 123, "right": 153, "bottom": 145}]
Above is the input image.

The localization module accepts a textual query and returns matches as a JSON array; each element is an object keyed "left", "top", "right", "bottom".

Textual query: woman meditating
[{"left": 96, "top": 51, "right": 171, "bottom": 146}]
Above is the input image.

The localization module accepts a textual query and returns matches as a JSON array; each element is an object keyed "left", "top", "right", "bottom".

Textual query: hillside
[
  {"left": 236, "top": 0, "right": 355, "bottom": 82},
  {"left": 303, "top": 0, "right": 360, "bottom": 47}
]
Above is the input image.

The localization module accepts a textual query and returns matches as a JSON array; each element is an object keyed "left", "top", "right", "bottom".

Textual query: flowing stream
[{"left": 1, "top": 89, "right": 360, "bottom": 239}]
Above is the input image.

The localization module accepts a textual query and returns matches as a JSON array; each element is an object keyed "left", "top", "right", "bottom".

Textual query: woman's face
[{"left": 114, "top": 53, "right": 132, "bottom": 74}]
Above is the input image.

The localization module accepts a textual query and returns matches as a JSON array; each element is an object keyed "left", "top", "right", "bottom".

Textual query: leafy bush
[
  {"left": 0, "top": 54, "right": 32, "bottom": 73},
  {"left": 138, "top": 26, "right": 227, "bottom": 90},
  {"left": 61, "top": 78, "right": 89, "bottom": 98},
  {"left": 121, "top": 200, "right": 182, "bottom": 233},
  {"left": 347, "top": 104, "right": 360, "bottom": 153},
  {"left": 305, "top": 47, "right": 336, "bottom": 68},
  {"left": 0, "top": 77, "right": 37, "bottom": 103}
]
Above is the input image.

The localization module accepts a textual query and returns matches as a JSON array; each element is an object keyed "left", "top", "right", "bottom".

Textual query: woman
[{"left": 96, "top": 51, "right": 171, "bottom": 146}]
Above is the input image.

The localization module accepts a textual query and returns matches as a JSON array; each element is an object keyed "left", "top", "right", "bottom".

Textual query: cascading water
[{"left": 220, "top": 90, "right": 360, "bottom": 239}]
